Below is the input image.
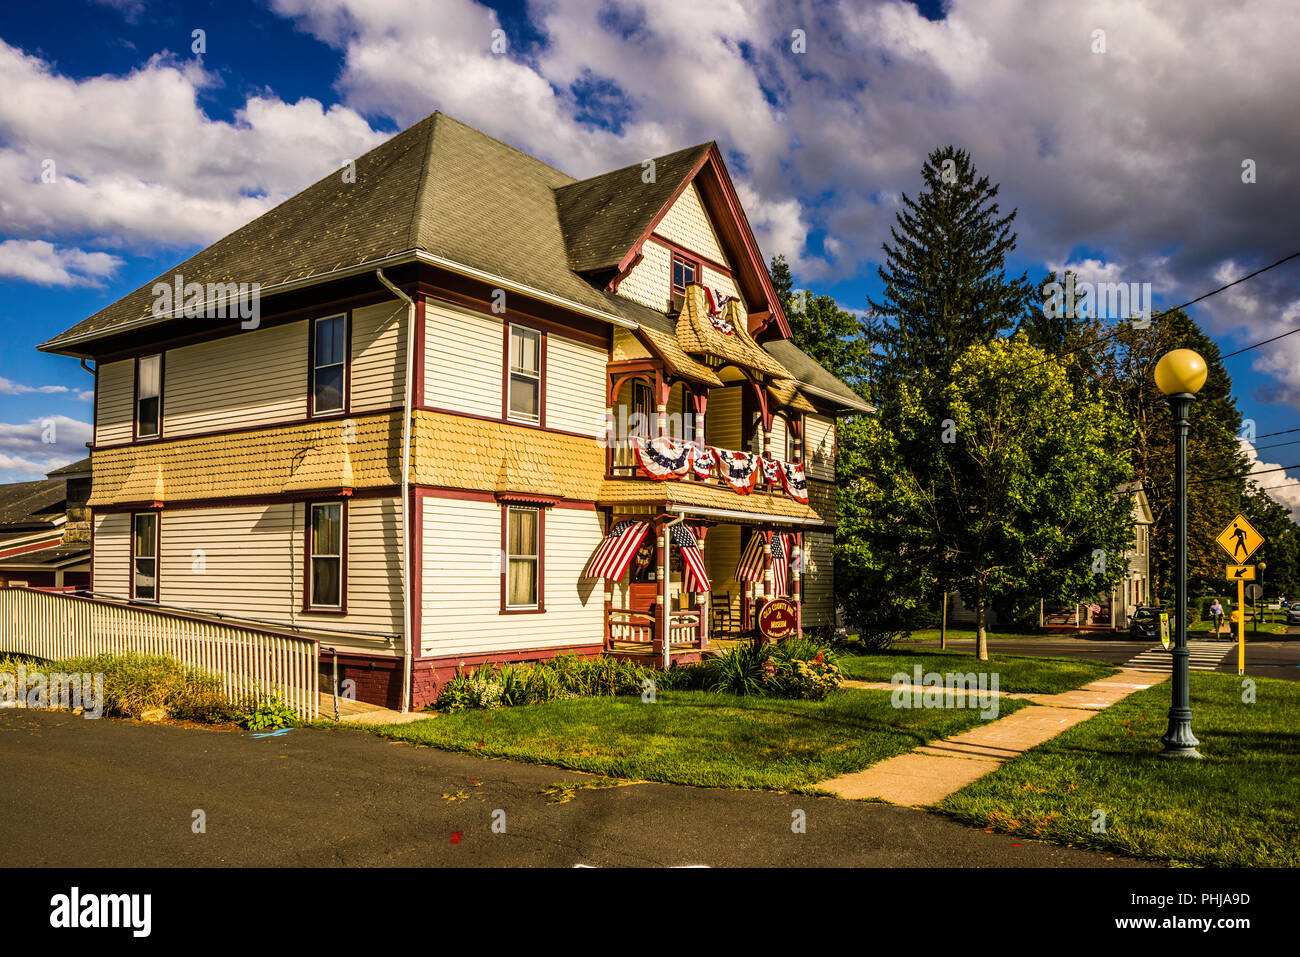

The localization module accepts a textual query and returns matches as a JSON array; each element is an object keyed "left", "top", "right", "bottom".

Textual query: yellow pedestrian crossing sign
[
  {"left": 1226, "top": 564, "right": 1256, "bottom": 581},
  {"left": 1216, "top": 514, "right": 1264, "bottom": 563}
]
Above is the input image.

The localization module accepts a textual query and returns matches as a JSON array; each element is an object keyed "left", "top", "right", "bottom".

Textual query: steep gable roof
[
  {"left": 0, "top": 478, "right": 67, "bottom": 531},
  {"left": 555, "top": 144, "right": 712, "bottom": 273}
]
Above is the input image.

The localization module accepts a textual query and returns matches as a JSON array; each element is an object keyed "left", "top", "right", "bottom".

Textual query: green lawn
[
  {"left": 885, "top": 626, "right": 1049, "bottom": 643},
  {"left": 939, "top": 671, "right": 1300, "bottom": 867},
  {"left": 345, "top": 688, "right": 1028, "bottom": 792},
  {"left": 837, "top": 647, "right": 1119, "bottom": 694}
]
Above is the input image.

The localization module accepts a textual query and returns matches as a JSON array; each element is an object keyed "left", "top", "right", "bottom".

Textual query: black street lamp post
[{"left": 1154, "top": 349, "right": 1207, "bottom": 760}]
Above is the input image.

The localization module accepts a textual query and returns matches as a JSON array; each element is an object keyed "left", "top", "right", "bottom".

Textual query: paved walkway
[
  {"left": 818, "top": 668, "right": 1166, "bottom": 806},
  {"left": 317, "top": 694, "right": 430, "bottom": 725}
]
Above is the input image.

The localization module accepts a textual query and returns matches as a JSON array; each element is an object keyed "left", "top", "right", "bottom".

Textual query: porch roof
[{"left": 596, "top": 477, "right": 824, "bottom": 525}]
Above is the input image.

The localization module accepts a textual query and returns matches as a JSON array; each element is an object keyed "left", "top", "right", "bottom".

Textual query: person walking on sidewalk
[{"left": 1210, "top": 599, "right": 1224, "bottom": 637}]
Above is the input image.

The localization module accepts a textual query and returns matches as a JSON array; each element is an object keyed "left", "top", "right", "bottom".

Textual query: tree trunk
[
  {"left": 940, "top": 591, "right": 948, "bottom": 651},
  {"left": 975, "top": 593, "right": 989, "bottom": 662}
]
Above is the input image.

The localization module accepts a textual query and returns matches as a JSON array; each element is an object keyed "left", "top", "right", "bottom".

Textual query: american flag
[
  {"left": 736, "top": 531, "right": 768, "bottom": 583},
  {"left": 670, "top": 524, "right": 711, "bottom": 593},
  {"left": 583, "top": 520, "right": 651, "bottom": 580},
  {"left": 770, "top": 533, "right": 790, "bottom": 596}
]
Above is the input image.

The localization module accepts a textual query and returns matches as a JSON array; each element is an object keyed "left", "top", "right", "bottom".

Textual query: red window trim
[
  {"left": 129, "top": 510, "right": 161, "bottom": 603},
  {"left": 670, "top": 250, "right": 703, "bottom": 294},
  {"left": 133, "top": 353, "right": 165, "bottom": 443},
  {"left": 502, "top": 321, "right": 546, "bottom": 429},
  {"left": 303, "top": 499, "right": 348, "bottom": 615},
  {"left": 308, "top": 311, "right": 352, "bottom": 419},
  {"left": 500, "top": 503, "right": 545, "bottom": 615}
]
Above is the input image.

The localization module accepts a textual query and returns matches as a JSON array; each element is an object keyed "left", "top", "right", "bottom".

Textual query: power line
[
  {"left": 1251, "top": 427, "right": 1300, "bottom": 441},
  {"left": 1221, "top": 325, "right": 1300, "bottom": 359},
  {"left": 1249, "top": 438, "right": 1300, "bottom": 453}
]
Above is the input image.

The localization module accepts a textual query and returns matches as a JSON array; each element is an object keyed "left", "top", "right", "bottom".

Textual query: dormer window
[{"left": 671, "top": 252, "right": 700, "bottom": 293}]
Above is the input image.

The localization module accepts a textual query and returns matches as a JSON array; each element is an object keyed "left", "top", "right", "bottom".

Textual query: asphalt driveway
[{"left": 0, "top": 709, "right": 1148, "bottom": 868}]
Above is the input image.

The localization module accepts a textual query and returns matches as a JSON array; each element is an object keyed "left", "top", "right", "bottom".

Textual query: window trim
[
  {"left": 133, "top": 353, "right": 164, "bottom": 442},
  {"left": 309, "top": 312, "right": 350, "bottom": 418},
  {"left": 503, "top": 322, "right": 546, "bottom": 428},
  {"left": 130, "top": 510, "right": 160, "bottom": 603},
  {"left": 304, "top": 499, "right": 348, "bottom": 614},
  {"left": 670, "top": 251, "right": 702, "bottom": 294},
  {"left": 500, "top": 504, "right": 545, "bottom": 614}
]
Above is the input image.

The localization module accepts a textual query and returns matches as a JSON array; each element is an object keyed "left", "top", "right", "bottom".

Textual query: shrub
[
  {"left": 241, "top": 693, "right": 300, "bottom": 731},
  {"left": 435, "top": 654, "right": 664, "bottom": 712},
  {"left": 681, "top": 640, "right": 844, "bottom": 700}
]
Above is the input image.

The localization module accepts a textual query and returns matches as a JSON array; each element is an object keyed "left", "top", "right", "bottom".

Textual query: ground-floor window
[
  {"left": 503, "top": 506, "right": 543, "bottom": 612},
  {"left": 307, "top": 501, "right": 344, "bottom": 611},
  {"left": 132, "top": 512, "right": 158, "bottom": 601}
]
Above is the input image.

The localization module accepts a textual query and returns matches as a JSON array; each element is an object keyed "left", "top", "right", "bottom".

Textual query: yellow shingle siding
[
  {"left": 596, "top": 477, "right": 822, "bottom": 522},
  {"left": 89, "top": 413, "right": 402, "bottom": 505},
  {"left": 638, "top": 327, "right": 723, "bottom": 386},
  {"left": 768, "top": 379, "right": 818, "bottom": 414},
  {"left": 412, "top": 410, "right": 605, "bottom": 501},
  {"left": 675, "top": 285, "right": 789, "bottom": 378}
]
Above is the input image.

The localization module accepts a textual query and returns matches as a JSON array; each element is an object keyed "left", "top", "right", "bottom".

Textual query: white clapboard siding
[
  {"left": 424, "top": 300, "right": 503, "bottom": 416},
  {"left": 163, "top": 322, "right": 306, "bottom": 436},
  {"left": 705, "top": 385, "right": 744, "bottom": 450},
  {"left": 700, "top": 265, "right": 739, "bottom": 301},
  {"left": 95, "top": 360, "right": 135, "bottom": 446},
  {"left": 656, "top": 183, "right": 727, "bottom": 265},
  {"left": 351, "top": 299, "right": 408, "bottom": 411},
  {"left": 95, "top": 501, "right": 402, "bottom": 655},
  {"left": 92, "top": 512, "right": 131, "bottom": 589},
  {"left": 616, "top": 239, "right": 672, "bottom": 313},
  {"left": 705, "top": 523, "right": 742, "bottom": 590},
  {"left": 805, "top": 413, "right": 836, "bottom": 481},
  {"left": 545, "top": 333, "right": 607, "bottom": 437},
  {"left": 420, "top": 498, "right": 603, "bottom": 657},
  {"left": 768, "top": 413, "right": 789, "bottom": 459},
  {"left": 802, "top": 531, "right": 834, "bottom": 630}
]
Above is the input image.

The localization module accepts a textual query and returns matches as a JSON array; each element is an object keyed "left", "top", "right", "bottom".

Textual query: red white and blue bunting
[
  {"left": 634, "top": 436, "right": 694, "bottom": 479},
  {"left": 779, "top": 460, "right": 809, "bottom": 504},
  {"left": 689, "top": 444, "right": 719, "bottom": 479},
  {"left": 703, "top": 287, "right": 734, "bottom": 335},
  {"left": 716, "top": 449, "right": 760, "bottom": 494}
]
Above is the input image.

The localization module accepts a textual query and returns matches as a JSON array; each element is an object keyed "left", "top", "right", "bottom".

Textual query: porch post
[
  {"left": 654, "top": 515, "right": 668, "bottom": 667},
  {"left": 793, "top": 530, "right": 803, "bottom": 638},
  {"left": 695, "top": 524, "right": 708, "bottom": 649}
]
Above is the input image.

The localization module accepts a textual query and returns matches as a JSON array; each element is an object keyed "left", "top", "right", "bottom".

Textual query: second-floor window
[
  {"left": 136, "top": 354, "right": 162, "bottom": 438},
  {"left": 507, "top": 325, "right": 542, "bottom": 424},
  {"left": 312, "top": 315, "right": 346, "bottom": 415},
  {"left": 671, "top": 252, "right": 700, "bottom": 293}
]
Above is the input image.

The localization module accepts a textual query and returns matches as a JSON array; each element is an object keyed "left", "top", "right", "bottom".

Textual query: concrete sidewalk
[{"left": 819, "top": 669, "right": 1165, "bottom": 806}]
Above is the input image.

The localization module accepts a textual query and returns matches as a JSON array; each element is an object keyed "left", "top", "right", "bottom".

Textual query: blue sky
[{"left": 0, "top": 0, "right": 1297, "bottom": 515}]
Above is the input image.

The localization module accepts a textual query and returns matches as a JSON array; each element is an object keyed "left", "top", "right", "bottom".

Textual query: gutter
[
  {"left": 41, "top": 249, "right": 637, "bottom": 354},
  {"left": 376, "top": 268, "right": 415, "bottom": 714}
]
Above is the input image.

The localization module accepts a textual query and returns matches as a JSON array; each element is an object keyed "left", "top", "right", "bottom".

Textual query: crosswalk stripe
[{"left": 1123, "top": 642, "right": 1229, "bottom": 673}]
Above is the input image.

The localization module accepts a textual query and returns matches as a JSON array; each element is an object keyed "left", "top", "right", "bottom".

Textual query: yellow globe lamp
[{"left": 1154, "top": 349, "right": 1208, "bottom": 396}]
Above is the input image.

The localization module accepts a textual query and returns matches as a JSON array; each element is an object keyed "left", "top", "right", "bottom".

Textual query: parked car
[
  {"left": 1128, "top": 606, "right": 1168, "bottom": 641},
  {"left": 1288, "top": 605, "right": 1300, "bottom": 626}
]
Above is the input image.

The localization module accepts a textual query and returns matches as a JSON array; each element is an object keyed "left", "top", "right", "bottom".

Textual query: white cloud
[
  {"left": 0, "top": 240, "right": 124, "bottom": 288},
  {"left": 1240, "top": 439, "right": 1300, "bottom": 522},
  {"left": 0, "top": 376, "right": 70, "bottom": 395},
  {"left": 0, "top": 415, "right": 92, "bottom": 481}
]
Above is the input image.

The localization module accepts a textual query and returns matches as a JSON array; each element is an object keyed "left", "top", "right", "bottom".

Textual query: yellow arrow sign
[
  {"left": 1216, "top": 514, "right": 1264, "bottom": 563},
  {"left": 1226, "top": 564, "right": 1256, "bottom": 580}
]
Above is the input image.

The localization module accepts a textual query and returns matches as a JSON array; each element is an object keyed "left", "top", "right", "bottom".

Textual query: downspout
[
  {"left": 661, "top": 513, "right": 686, "bottom": 670},
  {"left": 377, "top": 269, "right": 415, "bottom": 713}
]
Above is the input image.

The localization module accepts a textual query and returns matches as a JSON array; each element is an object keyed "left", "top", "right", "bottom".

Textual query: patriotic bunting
[
  {"left": 634, "top": 436, "right": 694, "bottom": 479},
  {"left": 760, "top": 456, "right": 782, "bottom": 485},
  {"left": 703, "top": 288, "right": 735, "bottom": 335},
  {"left": 670, "top": 523, "right": 711, "bottom": 593},
  {"left": 583, "top": 520, "right": 651, "bottom": 580},
  {"left": 717, "top": 449, "right": 760, "bottom": 494},
  {"left": 779, "top": 459, "right": 809, "bottom": 503},
  {"left": 736, "top": 531, "right": 768, "bottom": 583},
  {"left": 689, "top": 444, "right": 719, "bottom": 479}
]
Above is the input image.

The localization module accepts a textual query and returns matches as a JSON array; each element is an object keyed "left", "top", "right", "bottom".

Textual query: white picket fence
[{"left": 0, "top": 587, "right": 318, "bottom": 719}]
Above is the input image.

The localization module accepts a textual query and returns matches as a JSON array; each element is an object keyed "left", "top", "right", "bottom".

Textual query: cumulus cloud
[
  {"left": 0, "top": 376, "right": 70, "bottom": 395},
  {"left": 0, "top": 415, "right": 92, "bottom": 481},
  {"left": 1241, "top": 439, "right": 1300, "bottom": 521},
  {"left": 0, "top": 240, "right": 124, "bottom": 287}
]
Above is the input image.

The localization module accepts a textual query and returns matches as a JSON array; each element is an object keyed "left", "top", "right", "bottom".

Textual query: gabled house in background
[
  {"left": 37, "top": 111, "right": 868, "bottom": 711},
  {"left": 0, "top": 458, "right": 92, "bottom": 589}
]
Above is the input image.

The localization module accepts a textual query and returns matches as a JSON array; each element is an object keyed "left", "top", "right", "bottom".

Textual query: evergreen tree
[{"left": 866, "top": 146, "right": 1033, "bottom": 390}]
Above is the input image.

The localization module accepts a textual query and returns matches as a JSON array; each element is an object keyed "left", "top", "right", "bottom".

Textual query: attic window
[{"left": 671, "top": 252, "right": 700, "bottom": 293}]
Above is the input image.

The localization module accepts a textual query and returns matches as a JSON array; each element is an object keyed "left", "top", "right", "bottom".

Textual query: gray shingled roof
[
  {"left": 0, "top": 478, "right": 66, "bottom": 531},
  {"left": 45, "top": 457, "right": 91, "bottom": 478},
  {"left": 39, "top": 112, "right": 867, "bottom": 412},
  {"left": 762, "top": 340, "right": 873, "bottom": 413},
  {"left": 555, "top": 144, "right": 712, "bottom": 272}
]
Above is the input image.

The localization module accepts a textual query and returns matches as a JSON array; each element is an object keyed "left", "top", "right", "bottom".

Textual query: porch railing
[
  {"left": 607, "top": 436, "right": 789, "bottom": 494},
  {"left": 0, "top": 586, "right": 319, "bottom": 719},
  {"left": 606, "top": 608, "right": 705, "bottom": 649}
]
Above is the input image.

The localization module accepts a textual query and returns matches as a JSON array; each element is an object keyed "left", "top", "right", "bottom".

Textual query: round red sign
[{"left": 758, "top": 598, "right": 798, "bottom": 640}]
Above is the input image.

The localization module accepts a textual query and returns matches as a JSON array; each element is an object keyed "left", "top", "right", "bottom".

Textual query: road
[
  {"left": 912, "top": 629, "right": 1300, "bottom": 681},
  {"left": 0, "top": 709, "right": 1148, "bottom": 868}
]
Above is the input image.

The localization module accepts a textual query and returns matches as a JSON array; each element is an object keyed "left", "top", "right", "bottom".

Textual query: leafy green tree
[
  {"left": 769, "top": 254, "right": 870, "bottom": 396},
  {"left": 842, "top": 337, "right": 1136, "bottom": 660},
  {"left": 865, "top": 146, "right": 1033, "bottom": 391}
]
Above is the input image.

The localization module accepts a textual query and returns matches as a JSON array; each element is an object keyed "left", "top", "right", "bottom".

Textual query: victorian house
[{"left": 40, "top": 112, "right": 868, "bottom": 710}]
